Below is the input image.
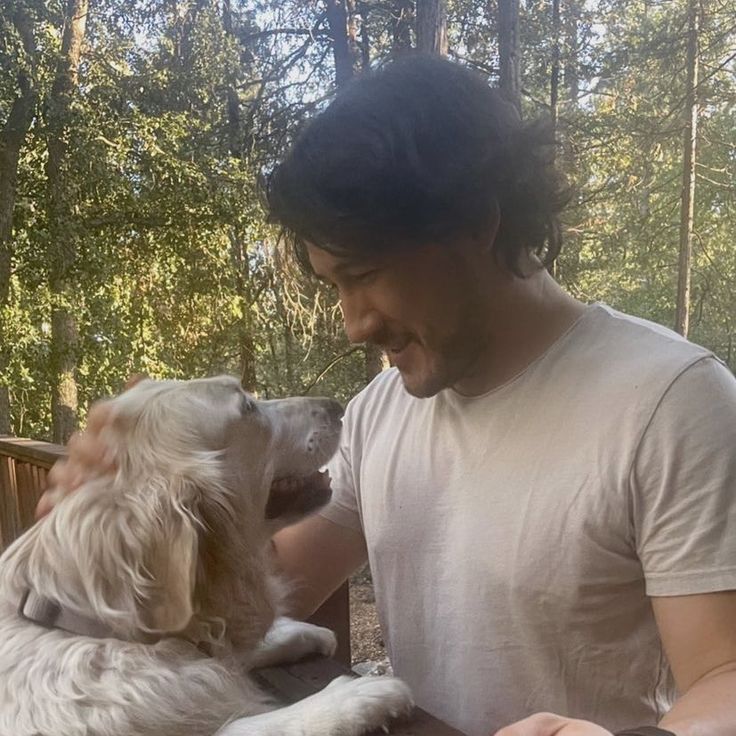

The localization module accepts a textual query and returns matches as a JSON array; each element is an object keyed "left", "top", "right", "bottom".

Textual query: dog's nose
[
  {"left": 313, "top": 399, "right": 344, "bottom": 424},
  {"left": 327, "top": 399, "right": 344, "bottom": 423}
]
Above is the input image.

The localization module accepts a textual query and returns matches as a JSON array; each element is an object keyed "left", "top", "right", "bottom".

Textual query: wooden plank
[
  {"left": 256, "top": 657, "right": 466, "bottom": 736},
  {"left": 16, "top": 462, "right": 44, "bottom": 531},
  {"left": 15, "top": 462, "right": 34, "bottom": 541},
  {"left": 0, "top": 437, "right": 66, "bottom": 469},
  {"left": 0, "top": 457, "right": 12, "bottom": 548},
  {"left": 308, "top": 582, "right": 351, "bottom": 666},
  {"left": 0, "top": 456, "right": 21, "bottom": 549}
]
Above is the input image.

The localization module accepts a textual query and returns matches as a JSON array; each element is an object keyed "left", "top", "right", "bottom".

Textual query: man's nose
[{"left": 341, "top": 294, "right": 383, "bottom": 345}]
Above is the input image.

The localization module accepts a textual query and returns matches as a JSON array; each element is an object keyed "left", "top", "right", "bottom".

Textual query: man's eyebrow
[
  {"left": 332, "top": 259, "right": 376, "bottom": 274},
  {"left": 312, "top": 261, "right": 356, "bottom": 282},
  {"left": 312, "top": 256, "right": 377, "bottom": 283}
]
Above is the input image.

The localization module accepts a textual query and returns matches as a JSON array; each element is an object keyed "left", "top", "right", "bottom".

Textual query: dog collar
[{"left": 18, "top": 588, "right": 117, "bottom": 639}]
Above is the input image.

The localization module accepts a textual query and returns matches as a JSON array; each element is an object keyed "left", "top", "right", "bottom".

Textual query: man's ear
[
  {"left": 477, "top": 198, "right": 501, "bottom": 254},
  {"left": 141, "top": 497, "right": 198, "bottom": 633}
]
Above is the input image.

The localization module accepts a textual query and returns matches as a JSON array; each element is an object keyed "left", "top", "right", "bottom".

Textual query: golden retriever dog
[{"left": 0, "top": 376, "right": 412, "bottom": 736}]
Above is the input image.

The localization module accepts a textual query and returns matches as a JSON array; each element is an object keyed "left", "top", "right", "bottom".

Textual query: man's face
[{"left": 307, "top": 240, "right": 496, "bottom": 398}]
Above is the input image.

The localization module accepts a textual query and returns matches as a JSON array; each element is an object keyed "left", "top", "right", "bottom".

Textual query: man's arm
[
  {"left": 494, "top": 591, "right": 736, "bottom": 736},
  {"left": 272, "top": 514, "right": 368, "bottom": 620},
  {"left": 654, "top": 590, "right": 736, "bottom": 736}
]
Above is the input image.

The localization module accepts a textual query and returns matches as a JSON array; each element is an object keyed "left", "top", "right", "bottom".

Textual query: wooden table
[{"left": 256, "top": 656, "right": 466, "bottom": 736}]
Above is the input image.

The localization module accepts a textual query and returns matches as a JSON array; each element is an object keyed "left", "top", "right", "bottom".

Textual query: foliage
[{"left": 1, "top": 0, "right": 734, "bottom": 439}]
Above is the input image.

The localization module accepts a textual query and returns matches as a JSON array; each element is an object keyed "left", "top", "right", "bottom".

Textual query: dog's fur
[{"left": 0, "top": 376, "right": 412, "bottom": 736}]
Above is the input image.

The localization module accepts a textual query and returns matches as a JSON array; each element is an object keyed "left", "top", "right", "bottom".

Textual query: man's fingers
[
  {"left": 494, "top": 713, "right": 568, "bottom": 736},
  {"left": 35, "top": 491, "right": 55, "bottom": 520},
  {"left": 36, "top": 460, "right": 76, "bottom": 520},
  {"left": 46, "top": 457, "right": 73, "bottom": 490},
  {"left": 67, "top": 427, "right": 116, "bottom": 472},
  {"left": 494, "top": 714, "right": 612, "bottom": 736},
  {"left": 34, "top": 377, "right": 145, "bottom": 521},
  {"left": 84, "top": 400, "right": 116, "bottom": 434},
  {"left": 124, "top": 373, "right": 148, "bottom": 390}
]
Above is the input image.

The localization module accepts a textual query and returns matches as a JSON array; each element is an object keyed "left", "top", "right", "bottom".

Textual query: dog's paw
[
  {"left": 298, "top": 622, "right": 338, "bottom": 658},
  {"left": 323, "top": 675, "right": 414, "bottom": 733},
  {"left": 249, "top": 617, "right": 337, "bottom": 668}
]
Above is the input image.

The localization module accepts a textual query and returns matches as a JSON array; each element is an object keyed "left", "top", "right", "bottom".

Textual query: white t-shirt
[{"left": 320, "top": 304, "right": 736, "bottom": 736}]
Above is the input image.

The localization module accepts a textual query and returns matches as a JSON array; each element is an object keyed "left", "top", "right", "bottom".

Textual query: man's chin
[{"left": 396, "top": 367, "right": 448, "bottom": 399}]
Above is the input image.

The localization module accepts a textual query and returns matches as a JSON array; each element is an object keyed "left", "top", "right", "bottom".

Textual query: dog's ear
[
  {"left": 85, "top": 380, "right": 203, "bottom": 635},
  {"left": 141, "top": 494, "right": 198, "bottom": 633}
]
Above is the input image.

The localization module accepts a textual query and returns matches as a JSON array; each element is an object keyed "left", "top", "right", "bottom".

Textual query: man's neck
[{"left": 452, "top": 270, "right": 587, "bottom": 397}]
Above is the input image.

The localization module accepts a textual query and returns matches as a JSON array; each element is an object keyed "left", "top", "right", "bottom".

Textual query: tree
[
  {"left": 2, "top": 0, "right": 735, "bottom": 442},
  {"left": 0, "top": 4, "right": 38, "bottom": 433},
  {"left": 391, "top": 0, "right": 413, "bottom": 56},
  {"left": 326, "top": 0, "right": 358, "bottom": 85},
  {"left": 675, "top": 0, "right": 701, "bottom": 337},
  {"left": 416, "top": 0, "right": 447, "bottom": 55},
  {"left": 498, "top": 0, "right": 520, "bottom": 112},
  {"left": 45, "top": 0, "right": 89, "bottom": 442}
]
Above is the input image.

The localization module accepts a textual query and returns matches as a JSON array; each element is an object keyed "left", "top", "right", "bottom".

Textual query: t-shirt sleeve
[
  {"left": 318, "top": 400, "right": 364, "bottom": 533},
  {"left": 631, "top": 356, "right": 736, "bottom": 596}
]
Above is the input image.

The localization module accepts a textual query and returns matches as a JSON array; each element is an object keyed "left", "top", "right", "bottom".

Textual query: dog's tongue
[{"left": 265, "top": 470, "right": 332, "bottom": 520}]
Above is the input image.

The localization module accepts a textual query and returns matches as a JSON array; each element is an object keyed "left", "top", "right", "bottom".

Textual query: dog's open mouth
[{"left": 265, "top": 469, "right": 332, "bottom": 521}]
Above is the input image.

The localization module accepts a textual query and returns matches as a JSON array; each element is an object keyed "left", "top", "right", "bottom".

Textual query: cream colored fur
[{"left": 0, "top": 376, "right": 412, "bottom": 736}]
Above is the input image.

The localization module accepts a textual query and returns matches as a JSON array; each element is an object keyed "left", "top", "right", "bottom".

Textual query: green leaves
[{"left": 2, "top": 0, "right": 735, "bottom": 438}]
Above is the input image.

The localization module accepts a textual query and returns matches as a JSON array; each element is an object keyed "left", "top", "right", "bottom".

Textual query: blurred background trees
[{"left": 1, "top": 0, "right": 734, "bottom": 441}]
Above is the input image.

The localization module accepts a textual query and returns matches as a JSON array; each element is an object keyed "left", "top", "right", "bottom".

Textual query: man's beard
[{"left": 398, "top": 324, "right": 491, "bottom": 399}]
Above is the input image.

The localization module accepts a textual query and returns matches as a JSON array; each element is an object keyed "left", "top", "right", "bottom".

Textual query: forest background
[{"left": 1, "top": 0, "right": 735, "bottom": 443}]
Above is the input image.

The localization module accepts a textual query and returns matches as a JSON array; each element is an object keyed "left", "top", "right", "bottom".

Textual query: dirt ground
[{"left": 349, "top": 563, "right": 387, "bottom": 665}]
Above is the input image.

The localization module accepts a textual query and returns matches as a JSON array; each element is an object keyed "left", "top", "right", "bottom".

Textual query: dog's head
[{"left": 19, "top": 377, "right": 342, "bottom": 650}]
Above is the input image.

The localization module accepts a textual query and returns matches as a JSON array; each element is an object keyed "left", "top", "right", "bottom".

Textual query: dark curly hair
[{"left": 267, "top": 54, "right": 571, "bottom": 276}]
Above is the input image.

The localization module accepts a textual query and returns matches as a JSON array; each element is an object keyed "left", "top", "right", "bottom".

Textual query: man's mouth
[
  {"left": 383, "top": 339, "right": 411, "bottom": 355},
  {"left": 265, "top": 470, "right": 332, "bottom": 520},
  {"left": 383, "top": 339, "right": 416, "bottom": 367}
]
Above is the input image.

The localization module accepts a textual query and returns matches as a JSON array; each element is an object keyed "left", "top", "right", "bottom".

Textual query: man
[{"left": 46, "top": 56, "right": 736, "bottom": 736}]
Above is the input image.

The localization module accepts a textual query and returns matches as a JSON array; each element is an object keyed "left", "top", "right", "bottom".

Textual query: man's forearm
[
  {"left": 659, "top": 663, "right": 736, "bottom": 736},
  {"left": 271, "top": 515, "right": 367, "bottom": 620}
]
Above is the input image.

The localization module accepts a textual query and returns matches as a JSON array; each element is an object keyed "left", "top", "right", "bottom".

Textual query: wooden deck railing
[
  {"left": 0, "top": 436, "right": 65, "bottom": 549},
  {"left": 0, "top": 435, "right": 462, "bottom": 736}
]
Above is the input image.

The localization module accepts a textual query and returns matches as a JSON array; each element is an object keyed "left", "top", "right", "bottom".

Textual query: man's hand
[
  {"left": 35, "top": 401, "right": 117, "bottom": 518},
  {"left": 35, "top": 374, "right": 147, "bottom": 519},
  {"left": 494, "top": 713, "right": 613, "bottom": 736}
]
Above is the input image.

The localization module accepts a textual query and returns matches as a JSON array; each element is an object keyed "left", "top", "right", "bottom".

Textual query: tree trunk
[
  {"left": 46, "top": 0, "right": 89, "bottom": 443},
  {"left": 239, "top": 319, "right": 258, "bottom": 393},
  {"left": 416, "top": 0, "right": 447, "bottom": 55},
  {"left": 563, "top": 0, "right": 580, "bottom": 104},
  {"left": 223, "top": 0, "right": 241, "bottom": 158},
  {"left": 0, "top": 10, "right": 37, "bottom": 434},
  {"left": 223, "top": 0, "right": 258, "bottom": 391},
  {"left": 325, "top": 0, "right": 357, "bottom": 86},
  {"left": 675, "top": 0, "right": 700, "bottom": 337},
  {"left": 356, "top": 0, "right": 371, "bottom": 70},
  {"left": 550, "top": 0, "right": 561, "bottom": 131},
  {"left": 545, "top": 0, "right": 562, "bottom": 279},
  {"left": 498, "top": 0, "right": 521, "bottom": 113},
  {"left": 391, "top": 0, "right": 413, "bottom": 56}
]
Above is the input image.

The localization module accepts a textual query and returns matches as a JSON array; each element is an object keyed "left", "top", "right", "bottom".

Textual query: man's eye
[{"left": 351, "top": 269, "right": 378, "bottom": 282}]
